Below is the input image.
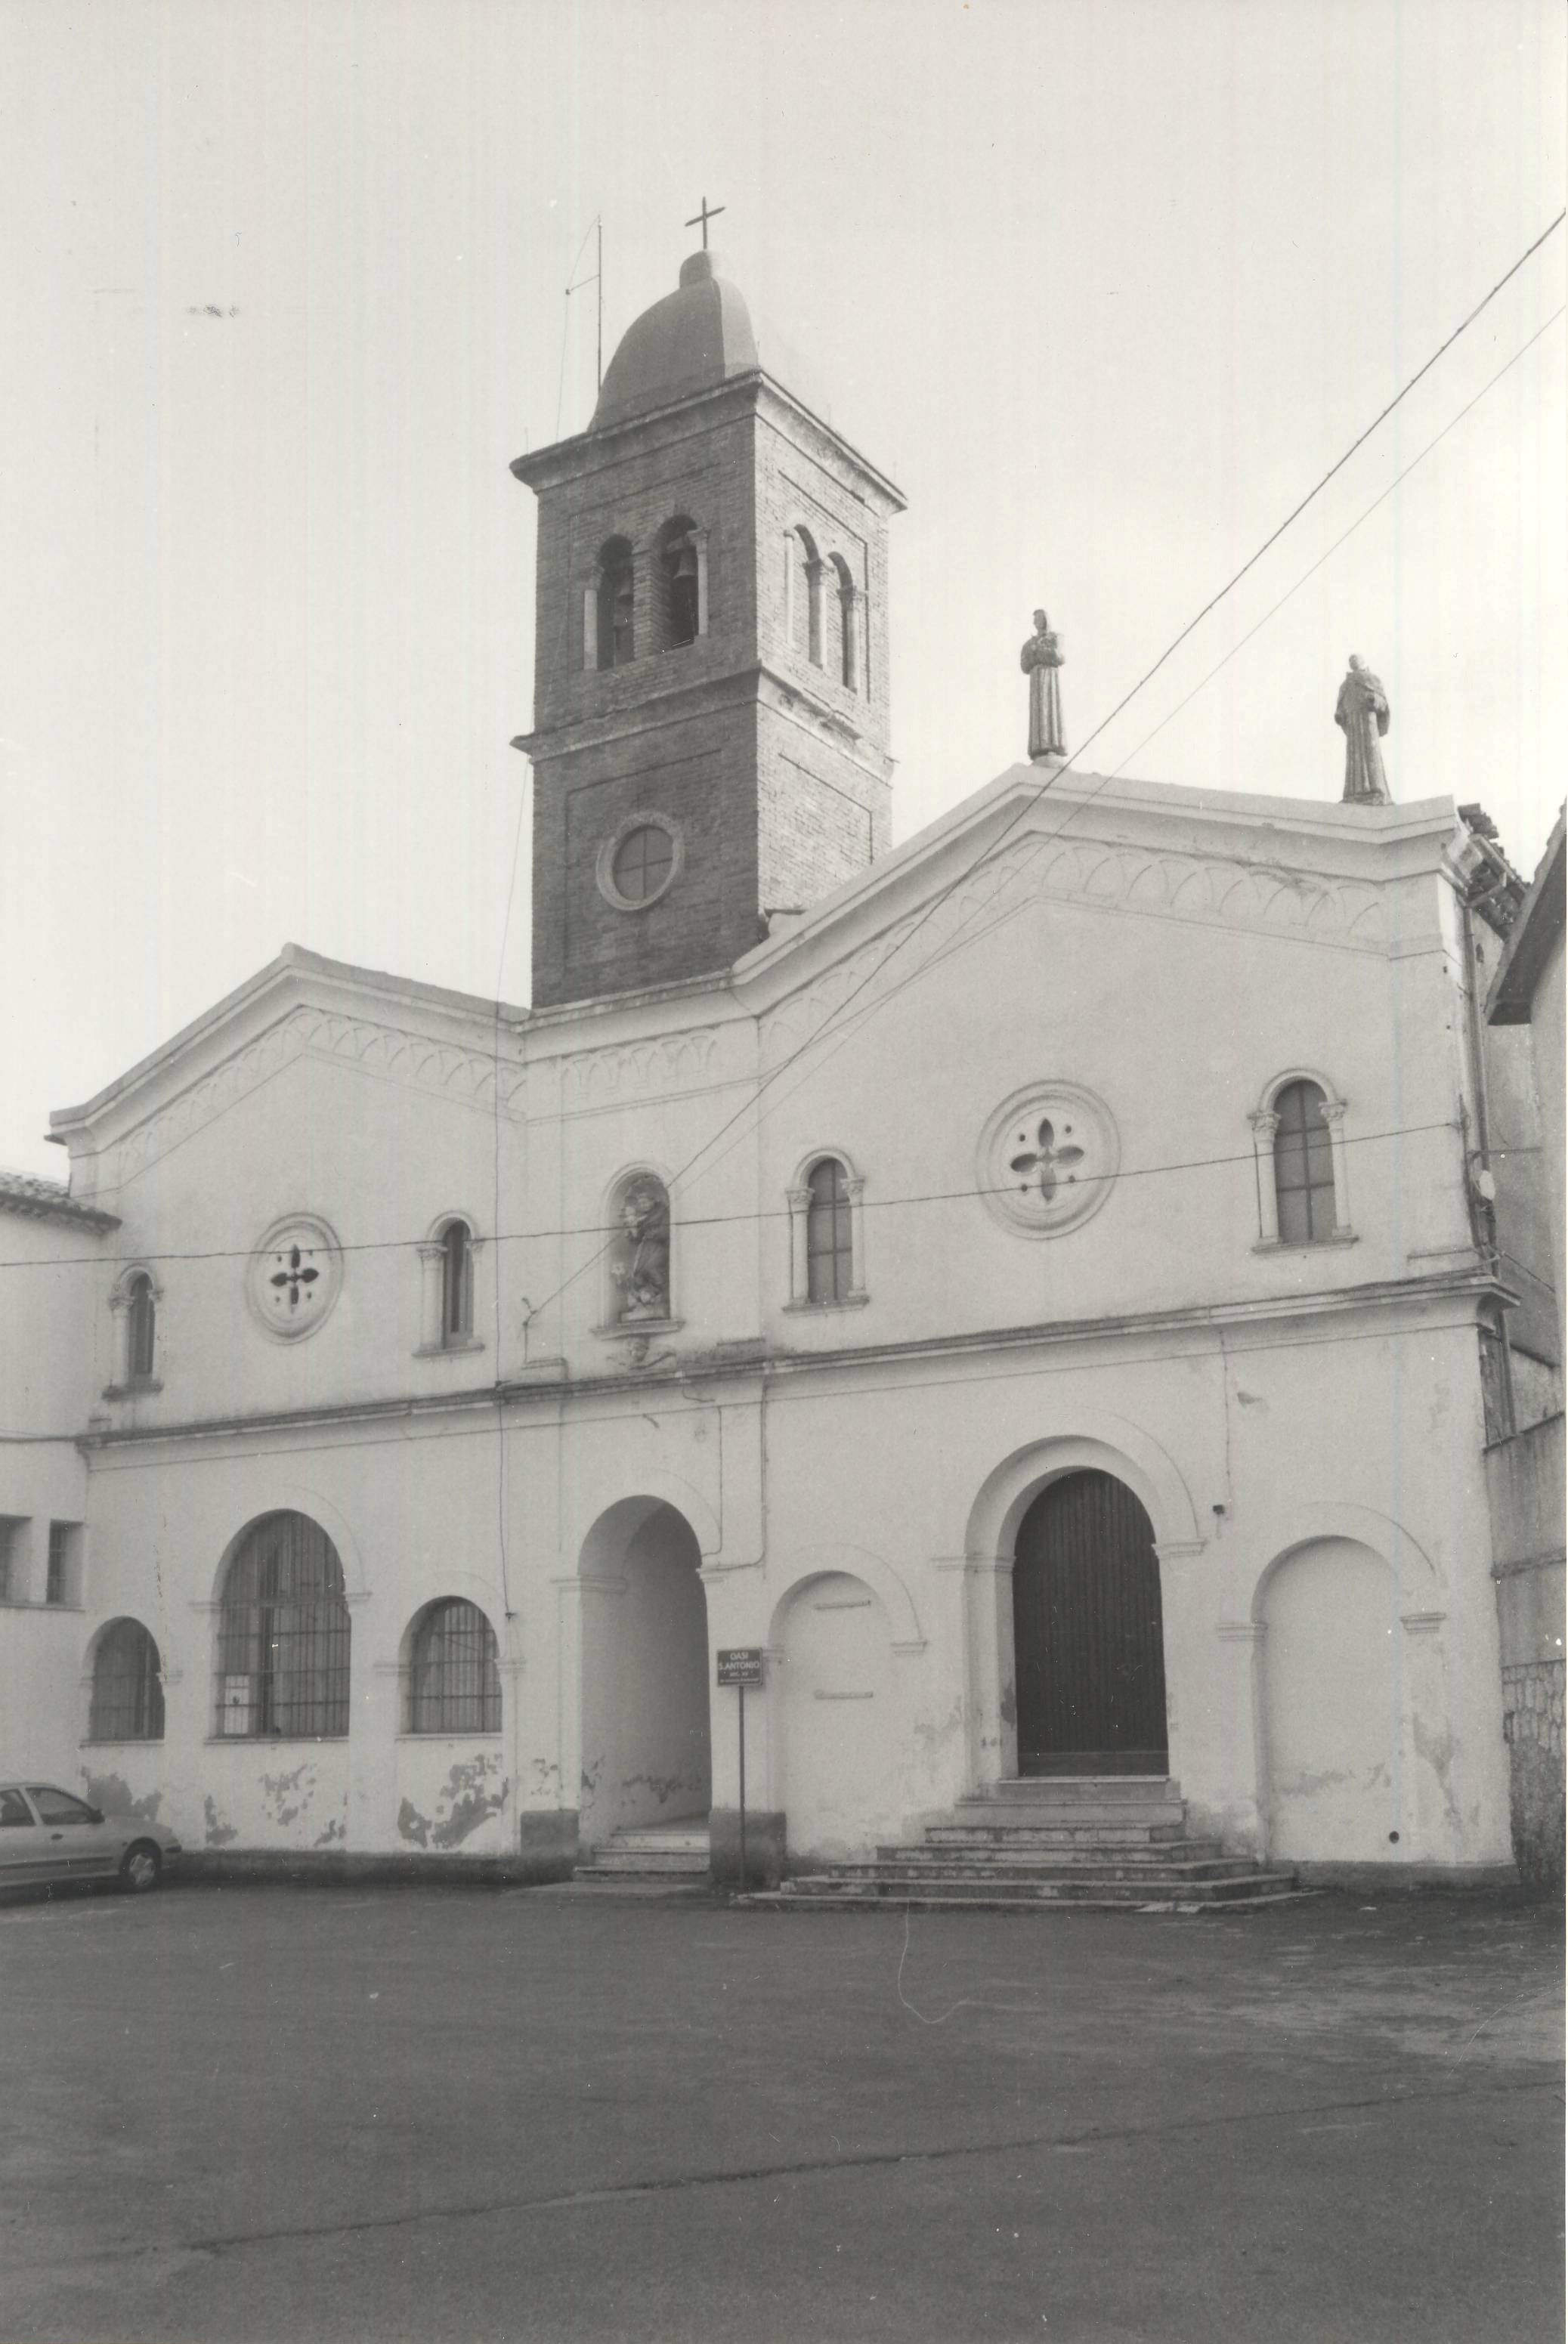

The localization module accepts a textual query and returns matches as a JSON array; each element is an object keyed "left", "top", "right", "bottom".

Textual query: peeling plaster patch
[
  {"left": 260, "top": 1764, "right": 316, "bottom": 1830},
  {"left": 999, "top": 1679, "right": 1017, "bottom": 1727},
  {"left": 429, "top": 1758, "right": 506, "bottom": 1850},
  {"left": 1413, "top": 1715, "right": 1464, "bottom": 1838},
  {"left": 620, "top": 1773, "right": 694, "bottom": 1809},
  {"left": 397, "top": 1801, "right": 431, "bottom": 1848},
  {"left": 203, "top": 1796, "right": 237, "bottom": 1848},
  {"left": 85, "top": 1773, "right": 163, "bottom": 1824},
  {"left": 314, "top": 1818, "right": 345, "bottom": 1848},
  {"left": 530, "top": 1758, "right": 561, "bottom": 1787}
]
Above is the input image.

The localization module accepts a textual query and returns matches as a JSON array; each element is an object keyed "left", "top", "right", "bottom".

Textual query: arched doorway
[
  {"left": 1012, "top": 1470, "right": 1168, "bottom": 1776},
  {"left": 578, "top": 1498, "right": 711, "bottom": 1848}
]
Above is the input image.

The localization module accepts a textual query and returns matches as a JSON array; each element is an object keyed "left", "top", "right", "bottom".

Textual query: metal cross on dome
[
  {"left": 1009, "top": 1115, "right": 1085, "bottom": 1204},
  {"left": 685, "top": 196, "right": 725, "bottom": 249},
  {"left": 269, "top": 1245, "right": 320, "bottom": 1310}
]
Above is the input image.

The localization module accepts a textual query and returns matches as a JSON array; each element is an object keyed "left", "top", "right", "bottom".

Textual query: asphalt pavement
[{"left": 0, "top": 1878, "right": 1560, "bottom": 2342}]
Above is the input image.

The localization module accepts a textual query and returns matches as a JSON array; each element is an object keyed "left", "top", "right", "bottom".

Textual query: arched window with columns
[
  {"left": 416, "top": 1216, "right": 482, "bottom": 1353},
  {"left": 1249, "top": 1074, "right": 1353, "bottom": 1246},
  {"left": 108, "top": 1266, "right": 161, "bottom": 1393},
  {"left": 787, "top": 1153, "right": 868, "bottom": 1308}
]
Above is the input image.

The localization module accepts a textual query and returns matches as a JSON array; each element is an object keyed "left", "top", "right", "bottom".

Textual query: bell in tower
[{"left": 512, "top": 237, "right": 905, "bottom": 1010}]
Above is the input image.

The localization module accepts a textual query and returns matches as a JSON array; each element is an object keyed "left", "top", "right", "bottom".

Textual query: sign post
[{"left": 716, "top": 1648, "right": 763, "bottom": 1888}]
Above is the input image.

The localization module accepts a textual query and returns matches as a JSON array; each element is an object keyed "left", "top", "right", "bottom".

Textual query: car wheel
[{"left": 119, "top": 1841, "right": 162, "bottom": 1894}]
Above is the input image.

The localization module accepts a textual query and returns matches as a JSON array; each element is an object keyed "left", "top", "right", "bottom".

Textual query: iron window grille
[
  {"left": 408, "top": 1599, "right": 502, "bottom": 1733},
  {"left": 217, "top": 1513, "right": 351, "bottom": 1738}
]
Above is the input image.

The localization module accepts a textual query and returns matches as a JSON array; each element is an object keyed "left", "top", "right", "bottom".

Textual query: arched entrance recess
[
  {"left": 1257, "top": 1537, "right": 1403, "bottom": 1861},
  {"left": 1013, "top": 1471, "right": 1168, "bottom": 1776},
  {"left": 578, "top": 1498, "right": 711, "bottom": 1847}
]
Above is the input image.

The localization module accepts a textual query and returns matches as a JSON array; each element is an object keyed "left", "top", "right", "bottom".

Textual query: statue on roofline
[
  {"left": 1021, "top": 609, "right": 1066, "bottom": 763},
  {"left": 1335, "top": 654, "right": 1392, "bottom": 806}
]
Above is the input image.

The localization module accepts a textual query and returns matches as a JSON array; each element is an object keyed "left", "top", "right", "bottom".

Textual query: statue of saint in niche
[
  {"left": 1020, "top": 610, "right": 1065, "bottom": 762},
  {"left": 611, "top": 1179, "right": 671, "bottom": 1322},
  {"left": 1335, "top": 654, "right": 1392, "bottom": 805}
]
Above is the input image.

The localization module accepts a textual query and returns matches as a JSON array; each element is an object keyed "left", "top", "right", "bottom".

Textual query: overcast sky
[{"left": 2, "top": 0, "right": 1563, "bottom": 1177}]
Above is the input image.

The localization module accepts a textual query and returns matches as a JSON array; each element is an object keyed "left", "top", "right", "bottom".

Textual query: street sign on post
[{"left": 716, "top": 1650, "right": 764, "bottom": 1886}]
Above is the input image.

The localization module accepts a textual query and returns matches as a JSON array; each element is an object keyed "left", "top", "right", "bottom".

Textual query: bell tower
[{"left": 512, "top": 244, "right": 904, "bottom": 1010}]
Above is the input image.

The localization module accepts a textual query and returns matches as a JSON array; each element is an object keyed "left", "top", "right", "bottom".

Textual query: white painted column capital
[{"left": 1248, "top": 1111, "right": 1281, "bottom": 1245}]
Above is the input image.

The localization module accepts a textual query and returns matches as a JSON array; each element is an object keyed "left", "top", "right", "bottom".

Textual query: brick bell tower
[{"left": 512, "top": 240, "right": 904, "bottom": 1009}]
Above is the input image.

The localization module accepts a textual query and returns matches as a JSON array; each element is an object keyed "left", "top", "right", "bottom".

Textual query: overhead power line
[{"left": 0, "top": 1117, "right": 1527, "bottom": 1272}]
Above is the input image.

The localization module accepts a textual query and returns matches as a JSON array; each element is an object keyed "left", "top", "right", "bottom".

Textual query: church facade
[{"left": 2, "top": 246, "right": 1557, "bottom": 1888}]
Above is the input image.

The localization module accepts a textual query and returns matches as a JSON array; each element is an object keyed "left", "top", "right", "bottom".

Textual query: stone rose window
[
  {"left": 247, "top": 1215, "right": 344, "bottom": 1341},
  {"left": 978, "top": 1084, "right": 1120, "bottom": 1238}
]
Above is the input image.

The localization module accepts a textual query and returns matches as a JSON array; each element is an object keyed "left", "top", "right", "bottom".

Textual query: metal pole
[
  {"left": 595, "top": 218, "right": 603, "bottom": 391},
  {"left": 738, "top": 1679, "right": 747, "bottom": 1891}
]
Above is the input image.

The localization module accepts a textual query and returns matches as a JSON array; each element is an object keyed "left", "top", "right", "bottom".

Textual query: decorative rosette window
[
  {"left": 247, "top": 1214, "right": 345, "bottom": 1340},
  {"left": 978, "top": 1084, "right": 1120, "bottom": 1238}
]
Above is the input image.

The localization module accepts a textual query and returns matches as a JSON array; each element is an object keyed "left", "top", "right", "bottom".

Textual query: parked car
[{"left": 0, "top": 1783, "right": 181, "bottom": 1894}]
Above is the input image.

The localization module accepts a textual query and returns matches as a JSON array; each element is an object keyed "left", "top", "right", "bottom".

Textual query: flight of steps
[
  {"left": 575, "top": 1817, "right": 712, "bottom": 1879},
  {"left": 747, "top": 1777, "right": 1301, "bottom": 1913}
]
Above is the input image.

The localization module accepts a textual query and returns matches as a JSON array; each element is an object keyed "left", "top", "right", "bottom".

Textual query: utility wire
[{"left": 0, "top": 1117, "right": 1517, "bottom": 1270}]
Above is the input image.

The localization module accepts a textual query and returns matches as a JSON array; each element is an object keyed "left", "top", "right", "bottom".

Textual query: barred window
[
  {"left": 217, "top": 1513, "right": 351, "bottom": 1739},
  {"left": 1273, "top": 1080, "right": 1337, "bottom": 1245},
  {"left": 806, "top": 1157, "right": 853, "bottom": 1303},
  {"left": 408, "top": 1599, "right": 502, "bottom": 1734},
  {"left": 89, "top": 1618, "right": 165, "bottom": 1741}
]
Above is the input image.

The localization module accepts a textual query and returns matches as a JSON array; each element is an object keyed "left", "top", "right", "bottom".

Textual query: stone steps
[
  {"left": 749, "top": 1882, "right": 1306, "bottom": 1916},
  {"left": 745, "top": 1777, "right": 1300, "bottom": 1915},
  {"left": 577, "top": 1818, "right": 711, "bottom": 1879}
]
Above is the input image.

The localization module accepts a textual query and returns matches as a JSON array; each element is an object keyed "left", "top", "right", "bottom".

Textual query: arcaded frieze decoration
[
  {"left": 559, "top": 1027, "right": 720, "bottom": 1107},
  {"left": 110, "top": 1007, "right": 527, "bottom": 1183},
  {"left": 1336, "top": 655, "right": 1392, "bottom": 806},
  {"left": 609, "top": 1177, "right": 672, "bottom": 1322},
  {"left": 246, "top": 1214, "right": 344, "bottom": 1341},
  {"left": 1020, "top": 608, "right": 1065, "bottom": 762},
  {"left": 978, "top": 1084, "right": 1120, "bottom": 1238},
  {"left": 760, "top": 833, "right": 1387, "bottom": 1058}
]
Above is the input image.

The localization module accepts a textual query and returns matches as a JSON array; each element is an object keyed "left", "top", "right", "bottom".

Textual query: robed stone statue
[
  {"left": 1021, "top": 609, "right": 1065, "bottom": 762},
  {"left": 1335, "top": 654, "right": 1392, "bottom": 805}
]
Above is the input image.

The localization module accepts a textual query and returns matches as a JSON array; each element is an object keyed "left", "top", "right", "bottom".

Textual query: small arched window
[
  {"left": 830, "top": 554, "right": 860, "bottom": 691},
  {"left": 595, "top": 538, "right": 635, "bottom": 669},
  {"left": 217, "top": 1513, "right": 351, "bottom": 1739},
  {"left": 408, "top": 1598, "right": 502, "bottom": 1733},
  {"left": 1273, "top": 1081, "right": 1338, "bottom": 1244},
  {"left": 786, "top": 526, "right": 823, "bottom": 666},
  {"left": 441, "top": 1220, "right": 473, "bottom": 1342},
  {"left": 127, "top": 1274, "right": 156, "bottom": 1379},
  {"left": 806, "top": 1158, "right": 853, "bottom": 1303},
  {"left": 89, "top": 1619, "right": 165, "bottom": 1741},
  {"left": 658, "top": 518, "right": 704, "bottom": 648}
]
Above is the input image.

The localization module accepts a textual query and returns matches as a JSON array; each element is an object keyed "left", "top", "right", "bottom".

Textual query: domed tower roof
[{"left": 590, "top": 250, "right": 759, "bottom": 431}]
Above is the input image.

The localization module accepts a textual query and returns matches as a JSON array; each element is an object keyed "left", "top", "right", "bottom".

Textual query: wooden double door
[{"left": 1012, "top": 1470, "right": 1169, "bottom": 1776}]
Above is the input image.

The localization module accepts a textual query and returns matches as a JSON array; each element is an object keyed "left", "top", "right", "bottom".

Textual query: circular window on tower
[{"left": 597, "top": 812, "right": 685, "bottom": 913}]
